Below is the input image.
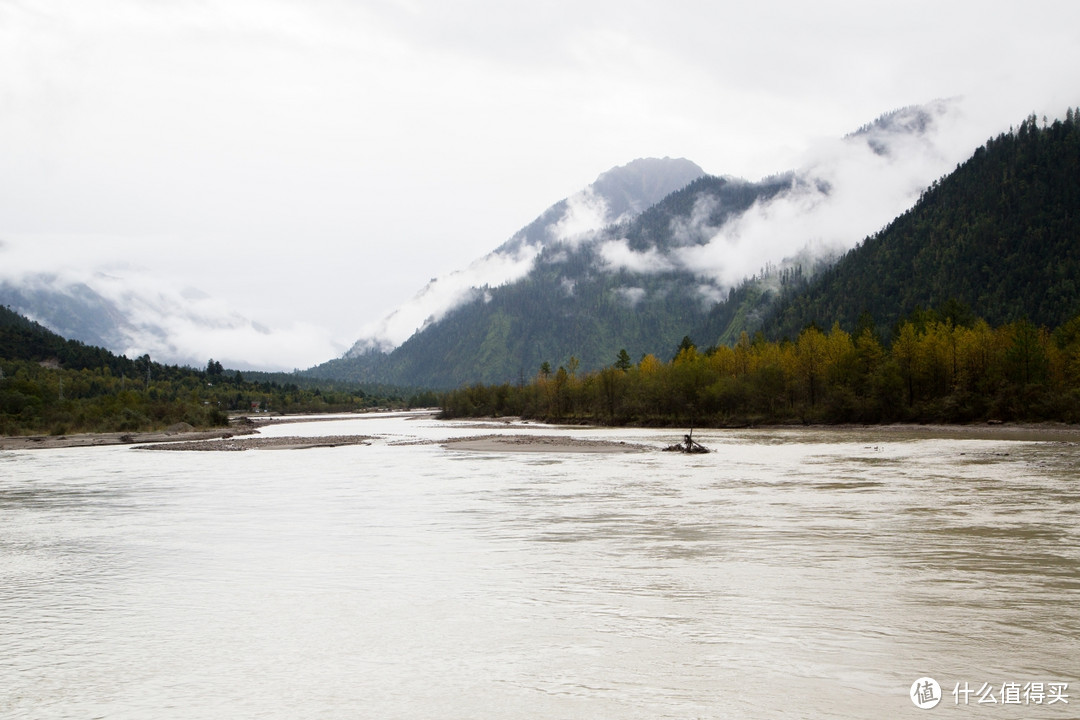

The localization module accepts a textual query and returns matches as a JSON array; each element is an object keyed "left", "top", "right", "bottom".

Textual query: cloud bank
[
  {"left": 595, "top": 100, "right": 997, "bottom": 302},
  {"left": 0, "top": 242, "right": 342, "bottom": 370},
  {"left": 349, "top": 243, "right": 541, "bottom": 353}
]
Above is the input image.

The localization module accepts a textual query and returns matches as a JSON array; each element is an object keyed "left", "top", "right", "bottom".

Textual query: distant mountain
[
  {"left": 0, "top": 302, "right": 147, "bottom": 375},
  {"left": 761, "top": 111, "right": 1080, "bottom": 338},
  {"left": 313, "top": 101, "right": 970, "bottom": 388},
  {"left": 0, "top": 277, "right": 131, "bottom": 351},
  {"left": 0, "top": 273, "right": 283, "bottom": 370}
]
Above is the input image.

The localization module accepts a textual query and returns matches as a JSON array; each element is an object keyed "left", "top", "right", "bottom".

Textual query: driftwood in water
[{"left": 663, "top": 431, "right": 710, "bottom": 454}]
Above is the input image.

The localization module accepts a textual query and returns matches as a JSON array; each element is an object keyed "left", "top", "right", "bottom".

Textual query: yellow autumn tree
[{"left": 796, "top": 326, "right": 828, "bottom": 408}]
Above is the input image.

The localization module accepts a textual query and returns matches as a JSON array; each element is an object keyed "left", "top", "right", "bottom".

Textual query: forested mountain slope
[
  {"left": 344, "top": 157, "right": 707, "bottom": 355},
  {"left": 763, "top": 112, "right": 1080, "bottom": 338},
  {"left": 311, "top": 174, "right": 793, "bottom": 387}
]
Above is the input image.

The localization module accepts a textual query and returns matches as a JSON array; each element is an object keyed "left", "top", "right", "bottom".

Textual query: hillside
[
  {"left": 0, "top": 303, "right": 141, "bottom": 374},
  {"left": 344, "top": 157, "right": 707, "bottom": 355},
  {"left": 763, "top": 112, "right": 1080, "bottom": 338},
  {"left": 313, "top": 102, "right": 963, "bottom": 388},
  {"left": 311, "top": 174, "right": 793, "bottom": 387}
]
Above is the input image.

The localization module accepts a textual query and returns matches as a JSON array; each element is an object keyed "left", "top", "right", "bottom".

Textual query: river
[{"left": 1, "top": 412, "right": 1077, "bottom": 718}]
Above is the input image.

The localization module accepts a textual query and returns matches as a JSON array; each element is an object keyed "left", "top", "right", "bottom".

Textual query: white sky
[{"left": 2, "top": 0, "right": 1079, "bottom": 369}]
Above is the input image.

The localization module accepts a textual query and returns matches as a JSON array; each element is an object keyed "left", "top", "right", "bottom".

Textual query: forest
[{"left": 439, "top": 307, "right": 1080, "bottom": 426}]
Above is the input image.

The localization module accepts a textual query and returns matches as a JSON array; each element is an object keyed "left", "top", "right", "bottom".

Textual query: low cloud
[
  {"left": 351, "top": 243, "right": 540, "bottom": 353},
  {"left": 598, "top": 238, "right": 675, "bottom": 274},
  {"left": 352, "top": 177, "right": 631, "bottom": 354},
  {"left": 613, "top": 286, "right": 646, "bottom": 307},
  {"left": 547, "top": 188, "right": 610, "bottom": 245},
  {"left": 668, "top": 192, "right": 723, "bottom": 247},
  {"left": 673, "top": 99, "right": 987, "bottom": 290},
  {"left": 141, "top": 318, "right": 340, "bottom": 372},
  {"left": 695, "top": 283, "right": 725, "bottom": 306},
  {"left": 0, "top": 239, "right": 343, "bottom": 370}
]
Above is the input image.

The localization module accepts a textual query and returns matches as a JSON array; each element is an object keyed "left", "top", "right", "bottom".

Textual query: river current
[{"left": 1, "top": 412, "right": 1077, "bottom": 718}]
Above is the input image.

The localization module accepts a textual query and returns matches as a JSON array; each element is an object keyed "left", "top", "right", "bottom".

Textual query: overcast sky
[{"left": 2, "top": 0, "right": 1079, "bottom": 369}]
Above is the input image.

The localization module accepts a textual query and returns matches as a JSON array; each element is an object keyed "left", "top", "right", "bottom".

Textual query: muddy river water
[{"left": 1, "top": 413, "right": 1077, "bottom": 718}]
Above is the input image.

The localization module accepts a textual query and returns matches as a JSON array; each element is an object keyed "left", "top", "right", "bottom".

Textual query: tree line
[{"left": 439, "top": 307, "right": 1080, "bottom": 426}]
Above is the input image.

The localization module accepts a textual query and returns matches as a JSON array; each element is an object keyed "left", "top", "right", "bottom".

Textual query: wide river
[{"left": 1, "top": 413, "right": 1077, "bottom": 718}]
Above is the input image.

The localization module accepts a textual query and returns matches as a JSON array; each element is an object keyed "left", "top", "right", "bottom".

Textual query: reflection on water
[{"left": 1, "top": 415, "right": 1077, "bottom": 719}]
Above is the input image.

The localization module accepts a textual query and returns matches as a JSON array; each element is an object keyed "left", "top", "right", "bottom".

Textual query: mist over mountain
[
  {"left": 0, "top": 273, "right": 320, "bottom": 371},
  {"left": 761, "top": 111, "right": 1080, "bottom": 337},
  {"left": 4, "top": 98, "right": 1033, "bottom": 385},
  {"left": 315, "top": 100, "right": 977, "bottom": 388},
  {"left": 0, "top": 277, "right": 131, "bottom": 352},
  {"left": 0, "top": 157, "right": 704, "bottom": 372},
  {"left": 346, "top": 157, "right": 706, "bottom": 354}
]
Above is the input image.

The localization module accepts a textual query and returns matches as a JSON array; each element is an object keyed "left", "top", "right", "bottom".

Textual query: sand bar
[
  {"left": 442, "top": 434, "right": 649, "bottom": 453},
  {"left": 136, "top": 435, "right": 373, "bottom": 451}
]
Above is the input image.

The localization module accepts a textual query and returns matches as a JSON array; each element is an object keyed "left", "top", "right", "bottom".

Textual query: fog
[{"left": 599, "top": 99, "right": 1007, "bottom": 299}]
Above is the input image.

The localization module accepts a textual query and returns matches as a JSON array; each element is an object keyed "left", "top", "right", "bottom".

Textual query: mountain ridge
[
  {"left": 345, "top": 156, "right": 706, "bottom": 355},
  {"left": 314, "top": 100, "right": 969, "bottom": 388},
  {"left": 761, "top": 111, "right": 1080, "bottom": 338}
]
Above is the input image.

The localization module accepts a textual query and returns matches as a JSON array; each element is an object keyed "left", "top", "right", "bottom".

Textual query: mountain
[
  {"left": 0, "top": 301, "right": 150, "bottom": 375},
  {"left": 0, "top": 277, "right": 132, "bottom": 352},
  {"left": 346, "top": 157, "right": 706, "bottom": 355},
  {"left": 761, "top": 111, "right": 1080, "bottom": 338},
  {"left": 0, "top": 273, "right": 288, "bottom": 370},
  {"left": 314, "top": 101, "right": 970, "bottom": 388}
]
